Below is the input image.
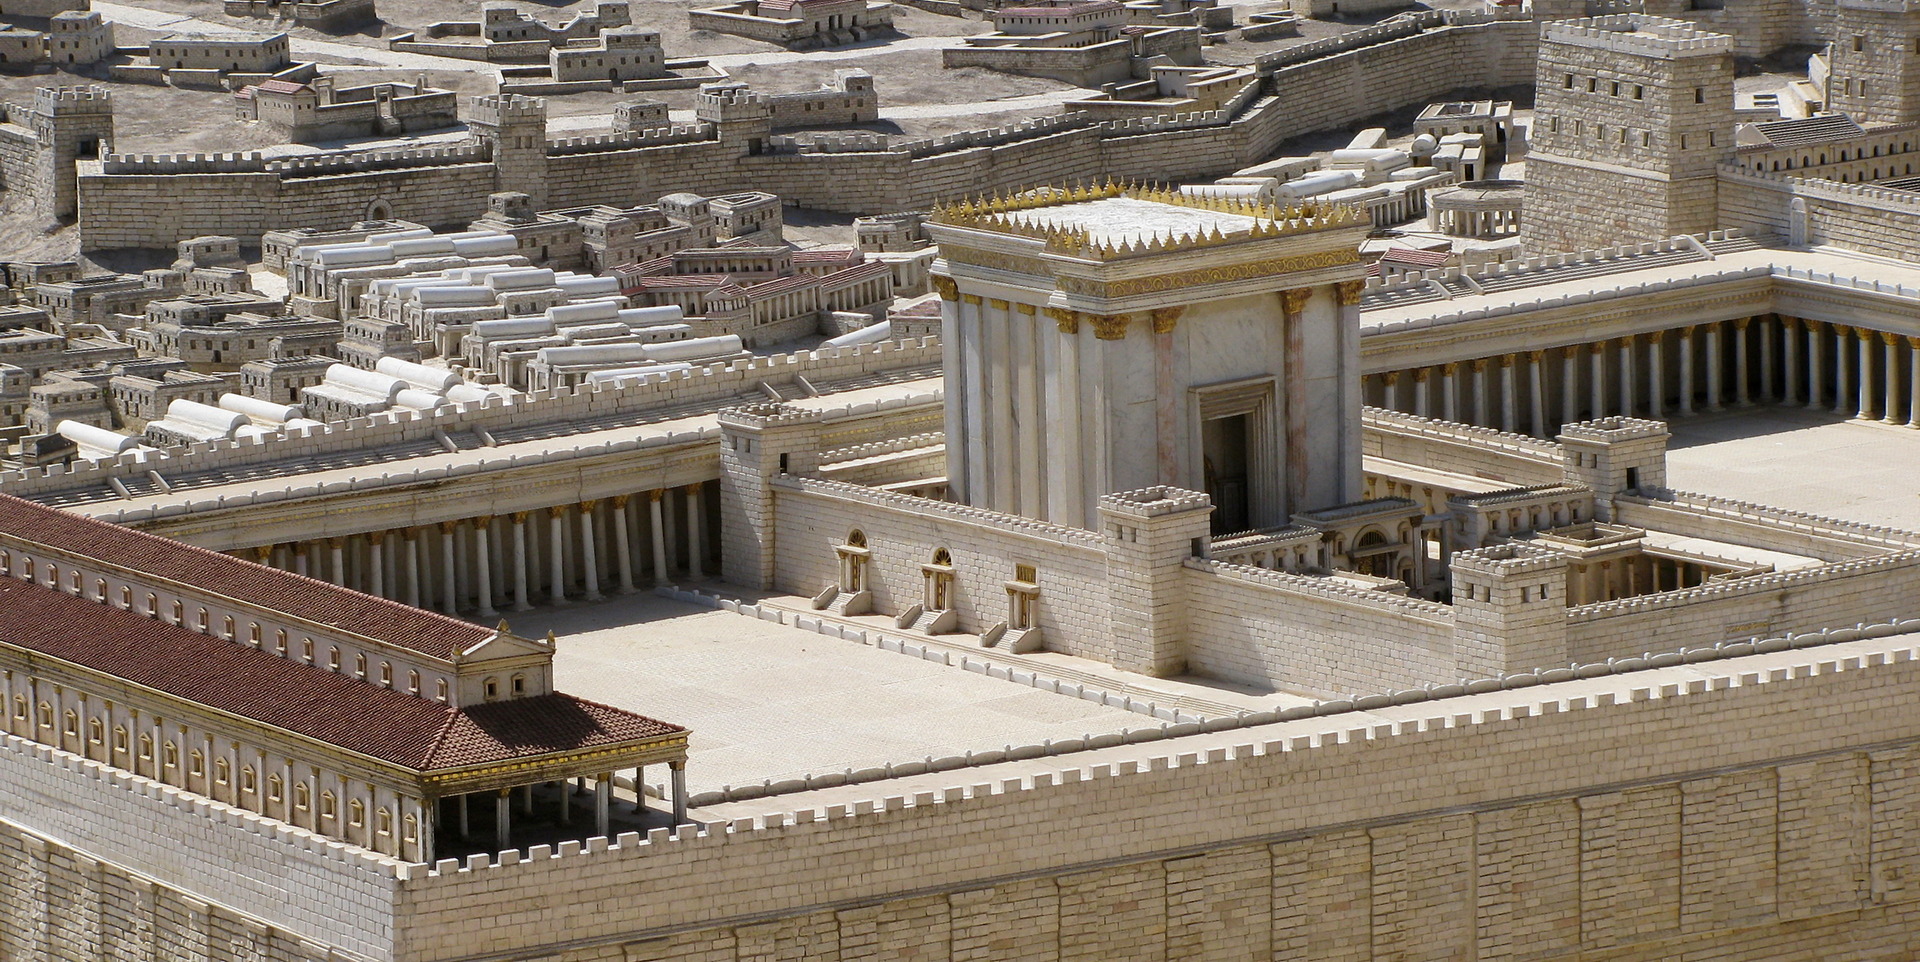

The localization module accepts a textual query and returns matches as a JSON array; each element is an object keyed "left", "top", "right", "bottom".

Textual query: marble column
[
  {"left": 1646, "top": 331, "right": 1665, "bottom": 419},
  {"left": 1498, "top": 355, "right": 1518, "bottom": 432},
  {"left": 1759, "top": 317, "right": 1776, "bottom": 402},
  {"left": 439, "top": 522, "right": 459, "bottom": 615},
  {"left": 1733, "top": 318, "right": 1752, "bottom": 406},
  {"left": 1527, "top": 350, "right": 1547, "bottom": 438},
  {"left": 1885, "top": 332, "right": 1903, "bottom": 425},
  {"left": 328, "top": 538, "right": 345, "bottom": 587},
  {"left": 473, "top": 517, "right": 497, "bottom": 619},
  {"left": 1616, "top": 335, "right": 1635, "bottom": 418},
  {"left": 403, "top": 530, "right": 423, "bottom": 609},
  {"left": 611, "top": 495, "right": 635, "bottom": 593},
  {"left": 649, "top": 490, "right": 669, "bottom": 586},
  {"left": 1559, "top": 346, "right": 1578, "bottom": 427},
  {"left": 1833, "top": 325, "right": 1853, "bottom": 415},
  {"left": 1781, "top": 318, "right": 1800, "bottom": 406},
  {"left": 368, "top": 532, "right": 386, "bottom": 598},
  {"left": 496, "top": 790, "right": 511, "bottom": 850},
  {"left": 548, "top": 506, "right": 569, "bottom": 605},
  {"left": 1588, "top": 342, "right": 1606, "bottom": 417},
  {"left": 510, "top": 512, "right": 532, "bottom": 612},
  {"left": 1441, "top": 362, "right": 1459, "bottom": 422},
  {"left": 595, "top": 774, "right": 611, "bottom": 839},
  {"left": 1806, "top": 321, "right": 1825, "bottom": 410},
  {"left": 1909, "top": 337, "right": 1920, "bottom": 428},
  {"left": 1858, "top": 328, "right": 1877, "bottom": 419},
  {"left": 1470, "top": 358, "right": 1489, "bottom": 426},
  {"left": 1677, "top": 326, "right": 1695, "bottom": 417},
  {"left": 1282, "top": 288, "right": 1312, "bottom": 513},
  {"left": 670, "top": 761, "right": 688, "bottom": 825},
  {"left": 685, "top": 484, "right": 704, "bottom": 578},
  {"left": 1705, "top": 322, "right": 1724, "bottom": 412},
  {"left": 1412, "top": 368, "right": 1431, "bottom": 418},
  {"left": 579, "top": 500, "right": 603, "bottom": 602},
  {"left": 1382, "top": 371, "right": 1402, "bottom": 412}
]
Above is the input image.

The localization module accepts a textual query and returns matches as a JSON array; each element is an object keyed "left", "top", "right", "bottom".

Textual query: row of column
[
  {"left": 241, "top": 482, "right": 718, "bottom": 614},
  {"left": 438, "top": 762, "right": 689, "bottom": 856},
  {"left": 1568, "top": 554, "right": 1721, "bottom": 605},
  {"left": 1366, "top": 315, "right": 1920, "bottom": 435}
]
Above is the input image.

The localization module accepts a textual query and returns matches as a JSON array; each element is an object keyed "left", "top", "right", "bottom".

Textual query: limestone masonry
[{"left": 9, "top": 0, "right": 1920, "bottom": 958}]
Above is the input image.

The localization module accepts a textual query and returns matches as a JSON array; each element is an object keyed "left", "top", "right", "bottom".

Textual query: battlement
[
  {"left": 1451, "top": 542, "right": 1569, "bottom": 579},
  {"left": 1836, "top": 0, "right": 1920, "bottom": 13},
  {"left": 34, "top": 85, "right": 112, "bottom": 115},
  {"left": 467, "top": 93, "right": 547, "bottom": 129},
  {"left": 1541, "top": 14, "right": 1735, "bottom": 57},
  {"left": 716, "top": 400, "right": 822, "bottom": 428},
  {"left": 1557, "top": 415, "right": 1671, "bottom": 443},
  {"left": 1098, "top": 485, "right": 1214, "bottom": 520},
  {"left": 695, "top": 83, "right": 770, "bottom": 124},
  {"left": 545, "top": 124, "right": 713, "bottom": 155}
]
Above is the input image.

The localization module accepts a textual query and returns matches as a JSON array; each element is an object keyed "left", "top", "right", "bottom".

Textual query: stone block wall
[{"left": 385, "top": 642, "right": 1920, "bottom": 962}]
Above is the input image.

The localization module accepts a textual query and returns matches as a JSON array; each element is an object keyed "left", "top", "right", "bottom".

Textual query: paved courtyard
[
  {"left": 1665, "top": 405, "right": 1920, "bottom": 530},
  {"left": 511, "top": 593, "right": 1142, "bottom": 796}
]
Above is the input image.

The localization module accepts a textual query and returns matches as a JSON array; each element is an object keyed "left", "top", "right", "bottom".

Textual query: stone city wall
[
  {"left": 73, "top": 15, "right": 1539, "bottom": 250},
  {"left": 1718, "top": 165, "right": 1920, "bottom": 260},
  {"left": 1617, "top": 487, "right": 1920, "bottom": 559},
  {"left": 1361, "top": 408, "right": 1567, "bottom": 487},
  {"left": 386, "top": 635, "right": 1920, "bottom": 962},
  {"left": 0, "top": 732, "right": 401, "bottom": 962}
]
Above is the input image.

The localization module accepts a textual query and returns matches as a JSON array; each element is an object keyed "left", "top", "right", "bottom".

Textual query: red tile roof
[
  {"left": 0, "top": 577, "right": 683, "bottom": 771},
  {"left": 1378, "top": 247, "right": 1450, "bottom": 267},
  {"left": 0, "top": 493, "right": 490, "bottom": 660}
]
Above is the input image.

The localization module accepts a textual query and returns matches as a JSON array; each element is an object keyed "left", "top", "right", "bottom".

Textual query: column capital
[
  {"left": 252, "top": 545, "right": 271, "bottom": 561},
  {"left": 1733, "top": 317, "right": 1751, "bottom": 330},
  {"left": 960, "top": 293, "right": 983, "bottom": 306},
  {"left": 1045, "top": 307, "right": 1079, "bottom": 334},
  {"left": 612, "top": 495, "right": 631, "bottom": 509},
  {"left": 1805, "top": 319, "right": 1825, "bottom": 333},
  {"left": 1588, "top": 341, "right": 1606, "bottom": 354},
  {"left": 1782, "top": 316, "right": 1801, "bottom": 330},
  {"left": 986, "top": 298, "right": 1010, "bottom": 311},
  {"left": 369, "top": 531, "right": 387, "bottom": 545},
  {"left": 1469, "top": 357, "right": 1488, "bottom": 372},
  {"left": 1498, "top": 354, "right": 1515, "bottom": 368},
  {"left": 1645, "top": 329, "right": 1665, "bottom": 343},
  {"left": 1908, "top": 336, "right": 1920, "bottom": 349},
  {"left": 1383, "top": 370, "right": 1401, "bottom": 384},
  {"left": 1150, "top": 306, "right": 1184, "bottom": 334},
  {"left": 548, "top": 505, "right": 568, "bottom": 519},
  {"left": 328, "top": 537, "right": 344, "bottom": 548},
  {"left": 1335, "top": 279, "right": 1366, "bottom": 306},
  {"left": 931, "top": 275, "right": 957, "bottom": 301},
  {"left": 1280, "top": 287, "right": 1313, "bottom": 315},
  {"left": 474, "top": 515, "right": 495, "bottom": 528},
  {"left": 1089, "top": 314, "right": 1130, "bottom": 340},
  {"left": 1528, "top": 350, "right": 1546, "bottom": 362},
  {"left": 1441, "top": 361, "right": 1459, "bottom": 375},
  {"left": 1857, "top": 327, "right": 1877, "bottom": 341},
  {"left": 1832, "top": 324, "right": 1852, "bottom": 336},
  {"left": 438, "top": 520, "right": 458, "bottom": 534},
  {"left": 683, "top": 483, "right": 702, "bottom": 494},
  {"left": 1558, "top": 345, "right": 1579, "bottom": 359},
  {"left": 1618, "top": 333, "right": 1636, "bottom": 346},
  {"left": 648, "top": 489, "right": 666, "bottom": 503},
  {"left": 580, "top": 499, "right": 599, "bottom": 513},
  {"left": 1883, "top": 330, "right": 1901, "bottom": 345},
  {"left": 1413, "top": 368, "right": 1430, "bottom": 382},
  {"left": 511, "top": 511, "right": 530, "bottom": 523},
  {"left": 1014, "top": 302, "right": 1036, "bottom": 315}
]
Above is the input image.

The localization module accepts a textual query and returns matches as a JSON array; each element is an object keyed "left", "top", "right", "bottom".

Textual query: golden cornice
[
  {"left": 930, "top": 275, "right": 958, "bottom": 301},
  {"left": 1056, "top": 249, "right": 1360, "bottom": 300},
  {"left": 960, "top": 293, "right": 983, "bottom": 306}
]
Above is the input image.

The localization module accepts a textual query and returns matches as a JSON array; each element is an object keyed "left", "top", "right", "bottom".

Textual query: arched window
[
  {"left": 0, "top": 550, "right": 10, "bottom": 574},
  {"left": 170, "top": 601, "right": 183, "bottom": 623},
  {"left": 69, "top": 570, "right": 80, "bottom": 592},
  {"left": 349, "top": 799, "right": 366, "bottom": 827},
  {"left": 355, "top": 654, "right": 367, "bottom": 678},
  {"left": 249, "top": 623, "right": 262, "bottom": 644},
  {"left": 295, "top": 782, "right": 310, "bottom": 811},
  {"left": 94, "top": 578, "right": 106, "bottom": 601},
  {"left": 19, "top": 558, "right": 31, "bottom": 580},
  {"left": 163, "top": 742, "right": 178, "bottom": 768},
  {"left": 321, "top": 791, "right": 337, "bottom": 820},
  {"left": 222, "top": 616, "right": 235, "bottom": 638},
  {"left": 408, "top": 670, "right": 420, "bottom": 694},
  {"left": 112, "top": 726, "right": 127, "bottom": 753},
  {"left": 120, "top": 586, "right": 132, "bottom": 609},
  {"left": 847, "top": 529, "right": 866, "bottom": 548},
  {"left": 215, "top": 757, "right": 230, "bottom": 785},
  {"left": 88, "top": 718, "right": 103, "bottom": 744},
  {"left": 303, "top": 638, "right": 314, "bottom": 662},
  {"left": 241, "top": 766, "right": 257, "bottom": 794},
  {"left": 436, "top": 679, "right": 449, "bottom": 702},
  {"left": 268, "top": 774, "right": 283, "bottom": 802},
  {"left": 138, "top": 733, "right": 153, "bottom": 760},
  {"left": 328, "top": 647, "right": 341, "bottom": 670},
  {"left": 379, "top": 663, "right": 392, "bottom": 686},
  {"left": 377, "top": 808, "right": 392, "bottom": 836},
  {"left": 276, "top": 630, "right": 288, "bottom": 655},
  {"left": 189, "top": 750, "right": 204, "bottom": 777},
  {"left": 62, "top": 709, "right": 77, "bottom": 736}
]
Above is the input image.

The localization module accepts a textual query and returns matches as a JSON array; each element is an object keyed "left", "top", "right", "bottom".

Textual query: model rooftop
[{"left": 929, "top": 183, "right": 1369, "bottom": 258}]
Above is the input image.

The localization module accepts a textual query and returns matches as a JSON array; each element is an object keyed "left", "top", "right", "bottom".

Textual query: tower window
[{"left": 1695, "top": 87, "right": 1705, "bottom": 104}]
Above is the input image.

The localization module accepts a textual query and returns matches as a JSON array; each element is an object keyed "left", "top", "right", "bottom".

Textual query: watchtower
[
  {"left": 695, "top": 83, "right": 772, "bottom": 156},
  {"left": 1557, "top": 416, "right": 1670, "bottom": 520},
  {"left": 467, "top": 94, "right": 549, "bottom": 208},
  {"left": 717, "top": 402, "right": 823, "bottom": 589},
  {"left": 1522, "top": 15, "right": 1734, "bottom": 252},
  {"left": 1827, "top": 0, "right": 1920, "bottom": 125},
  {"left": 31, "top": 85, "right": 113, "bottom": 219},
  {"left": 1449, "top": 543, "right": 1571, "bottom": 677},
  {"left": 1098, "top": 486, "right": 1214, "bottom": 677}
]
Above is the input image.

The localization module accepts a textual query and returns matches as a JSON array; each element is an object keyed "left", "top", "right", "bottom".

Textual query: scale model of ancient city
[{"left": 1, "top": 0, "right": 1920, "bottom": 955}]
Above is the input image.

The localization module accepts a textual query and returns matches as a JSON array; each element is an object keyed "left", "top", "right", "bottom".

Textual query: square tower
[
  {"left": 926, "top": 184, "right": 1371, "bottom": 531},
  {"left": 1523, "top": 15, "right": 1735, "bottom": 252},
  {"left": 1827, "top": 0, "right": 1920, "bottom": 125}
]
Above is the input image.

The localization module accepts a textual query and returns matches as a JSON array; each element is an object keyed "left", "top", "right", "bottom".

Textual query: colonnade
[
  {"left": 1433, "top": 204, "right": 1522, "bottom": 238},
  {"left": 1366, "top": 315, "right": 1920, "bottom": 436},
  {"left": 437, "top": 762, "right": 689, "bottom": 856},
  {"left": 234, "top": 481, "right": 719, "bottom": 614},
  {"left": 1568, "top": 553, "right": 1731, "bottom": 605}
]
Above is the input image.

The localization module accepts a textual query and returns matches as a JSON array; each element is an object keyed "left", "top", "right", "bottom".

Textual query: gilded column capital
[
  {"left": 327, "top": 537, "right": 344, "bottom": 548},
  {"left": 1908, "top": 336, "right": 1920, "bottom": 349},
  {"left": 1645, "top": 330, "right": 1665, "bottom": 344},
  {"left": 438, "top": 520, "right": 458, "bottom": 534},
  {"left": 960, "top": 293, "right": 983, "bottom": 306},
  {"left": 474, "top": 515, "right": 495, "bottom": 528},
  {"left": 1150, "top": 306, "right": 1185, "bottom": 334},
  {"left": 1469, "top": 357, "right": 1488, "bottom": 372},
  {"left": 1528, "top": 350, "right": 1546, "bottom": 362},
  {"left": 1014, "top": 302, "right": 1036, "bottom": 315},
  {"left": 1804, "top": 319, "right": 1824, "bottom": 333},
  {"left": 987, "top": 298, "right": 1009, "bottom": 311},
  {"left": 1413, "top": 368, "right": 1430, "bottom": 382},
  {"left": 611, "top": 495, "right": 631, "bottom": 509},
  {"left": 1280, "top": 287, "right": 1313, "bottom": 316},
  {"left": 1090, "top": 314, "right": 1130, "bottom": 340},
  {"left": 1441, "top": 362, "right": 1459, "bottom": 376},
  {"left": 1832, "top": 324, "right": 1852, "bottom": 336},
  {"left": 252, "top": 545, "right": 272, "bottom": 561},
  {"left": 1883, "top": 330, "right": 1901, "bottom": 345},
  {"left": 931, "top": 276, "right": 957, "bottom": 301},
  {"left": 1734, "top": 317, "right": 1751, "bottom": 330},
  {"left": 1618, "top": 333, "right": 1636, "bottom": 346},
  {"left": 647, "top": 489, "right": 665, "bottom": 503},
  {"left": 580, "top": 499, "right": 599, "bottom": 513},
  {"left": 369, "top": 530, "right": 386, "bottom": 544},
  {"left": 1558, "top": 345, "right": 1578, "bottom": 359},
  {"left": 1335, "top": 279, "right": 1366, "bottom": 306},
  {"left": 1588, "top": 341, "right": 1606, "bottom": 354},
  {"left": 511, "top": 511, "right": 530, "bottom": 523},
  {"left": 1045, "top": 307, "right": 1079, "bottom": 334},
  {"left": 1781, "top": 316, "right": 1800, "bottom": 330},
  {"left": 1382, "top": 370, "right": 1401, "bottom": 384},
  {"left": 548, "top": 505, "right": 568, "bottom": 519},
  {"left": 1857, "top": 327, "right": 1877, "bottom": 341},
  {"left": 1498, "top": 354, "right": 1515, "bottom": 368}
]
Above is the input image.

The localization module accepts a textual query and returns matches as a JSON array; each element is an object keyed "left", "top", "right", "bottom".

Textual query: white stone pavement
[
  {"left": 1665, "top": 404, "right": 1920, "bottom": 531},
  {"left": 513, "top": 592, "right": 1145, "bottom": 796}
]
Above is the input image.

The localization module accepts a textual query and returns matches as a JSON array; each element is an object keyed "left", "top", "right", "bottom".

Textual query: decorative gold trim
[
  {"left": 1280, "top": 287, "right": 1314, "bottom": 316},
  {"left": 931, "top": 276, "right": 957, "bottom": 301},
  {"left": 1014, "top": 302, "right": 1036, "bottom": 315},
  {"left": 987, "top": 298, "right": 1010, "bottom": 311},
  {"left": 1151, "top": 306, "right": 1185, "bottom": 334},
  {"left": 1335, "top": 279, "right": 1366, "bottom": 306},
  {"left": 1884, "top": 330, "right": 1900, "bottom": 345},
  {"left": 1413, "top": 368, "right": 1429, "bottom": 382},
  {"left": 960, "top": 294, "right": 983, "bottom": 306},
  {"left": 1057, "top": 250, "right": 1361, "bottom": 299},
  {"left": 1090, "top": 314, "right": 1130, "bottom": 340},
  {"left": 1045, "top": 307, "right": 1079, "bottom": 334},
  {"left": 1469, "top": 358, "right": 1487, "bottom": 372}
]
